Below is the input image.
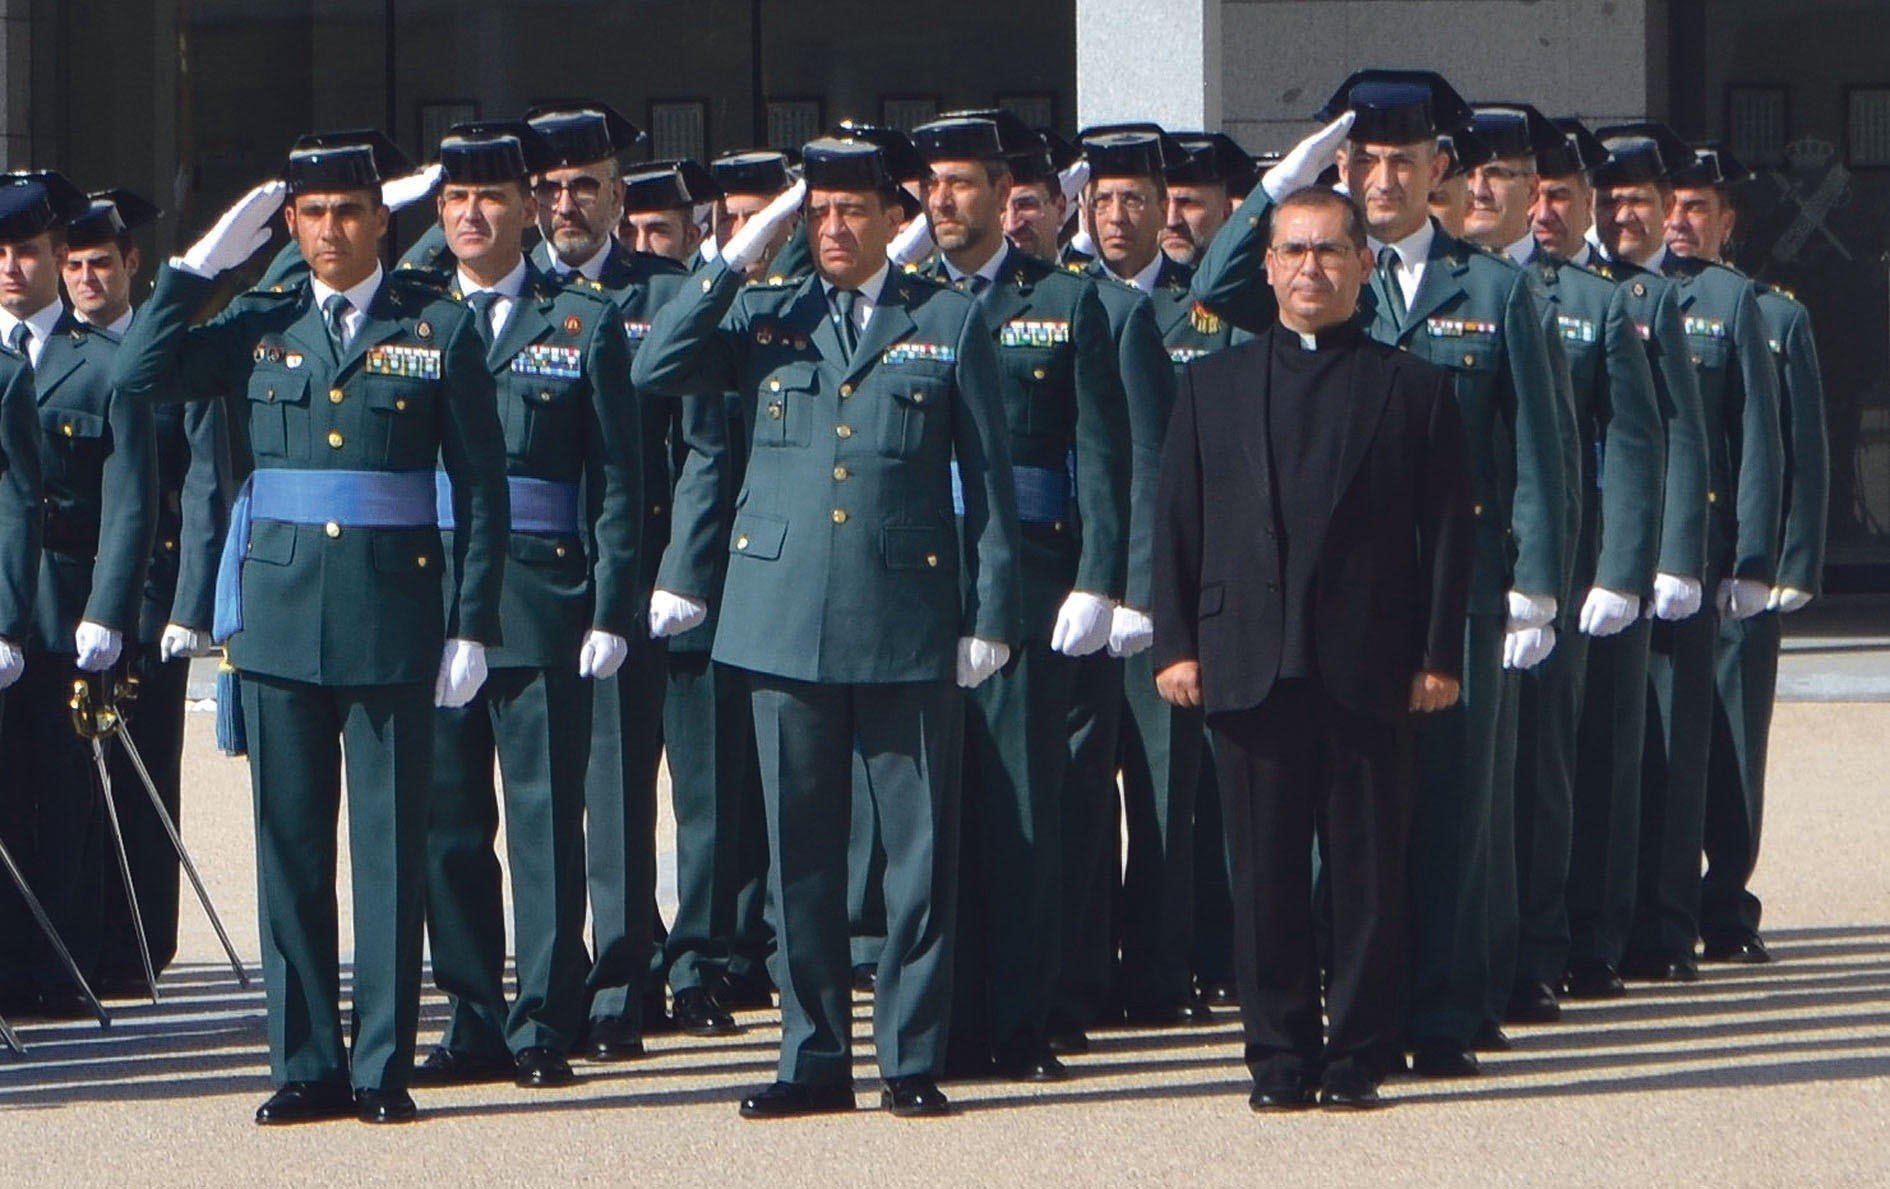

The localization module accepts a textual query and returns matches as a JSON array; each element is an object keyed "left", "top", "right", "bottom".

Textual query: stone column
[{"left": 1076, "top": 0, "right": 1222, "bottom": 131}]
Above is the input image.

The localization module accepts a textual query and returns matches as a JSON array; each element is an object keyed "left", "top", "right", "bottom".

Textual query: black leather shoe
[
  {"left": 582, "top": 1016, "right": 646, "bottom": 1062},
  {"left": 738, "top": 1081, "right": 856, "bottom": 1119},
  {"left": 1200, "top": 981, "right": 1239, "bottom": 1008},
  {"left": 851, "top": 964, "right": 878, "bottom": 993},
  {"left": 255, "top": 1081, "right": 355, "bottom": 1126},
  {"left": 1124, "top": 995, "right": 1214, "bottom": 1027},
  {"left": 1473, "top": 1021, "right": 1512, "bottom": 1052},
  {"left": 673, "top": 987, "right": 741, "bottom": 1037},
  {"left": 1046, "top": 1029, "right": 1090, "bottom": 1055},
  {"left": 1701, "top": 931, "right": 1771, "bottom": 964},
  {"left": 1318, "top": 1072, "right": 1383, "bottom": 1110},
  {"left": 881, "top": 1076, "right": 952, "bottom": 1117},
  {"left": 514, "top": 1047, "right": 576, "bottom": 1088},
  {"left": 1561, "top": 961, "right": 1626, "bottom": 1000},
  {"left": 1621, "top": 950, "right": 1700, "bottom": 983},
  {"left": 1249, "top": 1081, "right": 1316, "bottom": 1112},
  {"left": 410, "top": 1046, "right": 512, "bottom": 1087},
  {"left": 994, "top": 1042, "right": 1067, "bottom": 1083},
  {"left": 355, "top": 1087, "right": 418, "bottom": 1124},
  {"left": 1410, "top": 1041, "right": 1480, "bottom": 1078},
  {"left": 1504, "top": 980, "right": 1562, "bottom": 1024},
  {"left": 717, "top": 969, "right": 776, "bottom": 1010}
]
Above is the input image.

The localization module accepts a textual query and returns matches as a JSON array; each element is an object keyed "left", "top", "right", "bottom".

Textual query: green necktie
[
  {"left": 1377, "top": 246, "right": 1407, "bottom": 322},
  {"left": 833, "top": 288, "right": 860, "bottom": 359},
  {"left": 323, "top": 293, "right": 353, "bottom": 361},
  {"left": 7, "top": 321, "right": 29, "bottom": 363},
  {"left": 466, "top": 291, "right": 500, "bottom": 351},
  {"left": 961, "top": 274, "right": 989, "bottom": 297}
]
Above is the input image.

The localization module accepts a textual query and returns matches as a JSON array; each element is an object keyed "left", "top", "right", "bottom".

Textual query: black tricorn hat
[
  {"left": 438, "top": 121, "right": 554, "bottom": 185},
  {"left": 1593, "top": 122, "right": 1697, "bottom": 188},
  {"left": 911, "top": 116, "right": 1007, "bottom": 164},
  {"left": 1039, "top": 128, "right": 1082, "bottom": 174},
  {"left": 1078, "top": 124, "right": 1189, "bottom": 179},
  {"left": 524, "top": 101, "right": 646, "bottom": 169},
  {"left": 283, "top": 130, "right": 411, "bottom": 196},
  {"left": 621, "top": 159, "right": 721, "bottom": 213},
  {"left": 1169, "top": 132, "right": 1259, "bottom": 197},
  {"left": 800, "top": 137, "right": 896, "bottom": 194},
  {"left": 828, "top": 121, "right": 930, "bottom": 184},
  {"left": 1539, "top": 117, "right": 1610, "bottom": 180},
  {"left": 936, "top": 108, "right": 1053, "bottom": 183},
  {"left": 66, "top": 188, "right": 163, "bottom": 249},
  {"left": 1317, "top": 69, "right": 1473, "bottom": 144},
  {"left": 1467, "top": 103, "right": 1565, "bottom": 163},
  {"left": 1438, "top": 129, "right": 1497, "bottom": 181},
  {"left": 0, "top": 171, "right": 91, "bottom": 243},
  {"left": 709, "top": 150, "right": 795, "bottom": 197},
  {"left": 1673, "top": 142, "right": 1752, "bottom": 189}
]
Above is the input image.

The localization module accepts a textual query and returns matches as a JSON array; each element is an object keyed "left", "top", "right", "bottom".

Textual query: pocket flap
[
  {"left": 729, "top": 512, "right": 788, "bottom": 561},
  {"left": 1197, "top": 581, "right": 1225, "bottom": 617},
  {"left": 761, "top": 360, "right": 820, "bottom": 394},
  {"left": 245, "top": 519, "right": 297, "bottom": 566},
  {"left": 882, "top": 524, "right": 951, "bottom": 572},
  {"left": 510, "top": 533, "right": 583, "bottom": 565},
  {"left": 40, "top": 408, "right": 106, "bottom": 440},
  {"left": 370, "top": 528, "right": 439, "bottom": 574},
  {"left": 247, "top": 371, "right": 309, "bottom": 405}
]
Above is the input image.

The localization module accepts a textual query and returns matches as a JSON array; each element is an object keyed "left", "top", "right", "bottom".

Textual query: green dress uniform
[
  {"left": 1564, "top": 251, "right": 1709, "bottom": 979},
  {"left": 412, "top": 248, "right": 642, "bottom": 1064},
  {"left": 112, "top": 245, "right": 509, "bottom": 1094},
  {"left": 632, "top": 235, "right": 1022, "bottom": 1087},
  {"left": 1631, "top": 249, "right": 1781, "bottom": 967},
  {"left": 1701, "top": 282, "right": 1825, "bottom": 947},
  {"left": 921, "top": 241, "right": 1129, "bottom": 1071},
  {"left": 1505, "top": 247, "right": 1666, "bottom": 999},
  {"left": 0, "top": 339, "right": 37, "bottom": 1008},
  {"left": 0, "top": 305, "right": 157, "bottom": 993}
]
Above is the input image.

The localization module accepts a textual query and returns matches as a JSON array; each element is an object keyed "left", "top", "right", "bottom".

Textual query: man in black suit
[{"left": 1151, "top": 186, "right": 1472, "bottom": 1111}]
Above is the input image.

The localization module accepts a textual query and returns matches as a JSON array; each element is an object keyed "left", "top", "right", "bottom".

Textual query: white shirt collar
[
  {"left": 1125, "top": 251, "right": 1166, "bottom": 296},
  {"left": 1570, "top": 242, "right": 1594, "bottom": 268},
  {"left": 556, "top": 238, "right": 615, "bottom": 282},
  {"left": 76, "top": 307, "right": 135, "bottom": 337},
  {"left": 942, "top": 240, "right": 1009, "bottom": 286},
  {"left": 457, "top": 255, "right": 529, "bottom": 300},
  {"left": 821, "top": 261, "right": 890, "bottom": 304},
  {"left": 0, "top": 298, "right": 66, "bottom": 366},
  {"left": 1505, "top": 234, "right": 1537, "bottom": 266},
  {"left": 1642, "top": 244, "right": 1671, "bottom": 274},
  {"left": 310, "top": 264, "right": 383, "bottom": 327},
  {"left": 1368, "top": 217, "right": 1435, "bottom": 268}
]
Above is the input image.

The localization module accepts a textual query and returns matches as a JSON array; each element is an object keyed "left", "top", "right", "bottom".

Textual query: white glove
[
  {"left": 887, "top": 214, "right": 936, "bottom": 266},
  {"left": 159, "top": 623, "right": 213, "bottom": 663},
  {"left": 1506, "top": 589, "right": 1558, "bottom": 629},
  {"left": 648, "top": 590, "right": 709, "bottom": 639},
  {"left": 699, "top": 235, "right": 721, "bottom": 264},
  {"left": 1769, "top": 586, "right": 1813, "bottom": 614},
  {"left": 1651, "top": 572, "right": 1703, "bottom": 621},
  {"left": 1263, "top": 112, "right": 1356, "bottom": 201},
  {"left": 380, "top": 162, "right": 442, "bottom": 211},
  {"left": 955, "top": 636, "right": 1011, "bottom": 689},
  {"left": 1503, "top": 623, "right": 1557, "bottom": 671},
  {"left": 0, "top": 638, "right": 22, "bottom": 691},
  {"left": 1050, "top": 591, "right": 1114, "bottom": 658},
  {"left": 578, "top": 630, "right": 630, "bottom": 680},
  {"left": 723, "top": 179, "right": 806, "bottom": 271},
  {"left": 74, "top": 621, "right": 123, "bottom": 673},
  {"left": 1578, "top": 587, "right": 1640, "bottom": 638},
  {"left": 1107, "top": 606, "right": 1154, "bottom": 659},
  {"left": 433, "top": 639, "right": 488, "bottom": 709},
  {"left": 175, "top": 180, "right": 286, "bottom": 277},
  {"left": 1057, "top": 159, "right": 1092, "bottom": 208},
  {"left": 1066, "top": 226, "right": 1097, "bottom": 259},
  {"left": 1717, "top": 578, "right": 1770, "bottom": 622}
]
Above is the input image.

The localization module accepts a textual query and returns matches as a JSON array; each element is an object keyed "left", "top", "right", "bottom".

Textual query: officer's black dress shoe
[
  {"left": 355, "top": 1087, "right": 418, "bottom": 1124},
  {"left": 881, "top": 1076, "right": 952, "bottom": 1117},
  {"left": 717, "top": 968, "right": 776, "bottom": 1010},
  {"left": 673, "top": 987, "right": 741, "bottom": 1036},
  {"left": 1472, "top": 1021, "right": 1512, "bottom": 1052},
  {"left": 851, "top": 963, "right": 878, "bottom": 993},
  {"left": 738, "top": 1080, "right": 856, "bottom": 1119},
  {"left": 1046, "top": 1028, "right": 1090, "bottom": 1055},
  {"left": 411, "top": 1046, "right": 513, "bottom": 1086},
  {"left": 1560, "top": 961, "right": 1626, "bottom": 1000},
  {"left": 1248, "top": 1081, "right": 1316, "bottom": 1112},
  {"left": 255, "top": 1081, "right": 355, "bottom": 1126},
  {"left": 1409, "top": 1041, "right": 1481, "bottom": 1078},
  {"left": 994, "top": 1041, "right": 1067, "bottom": 1083},
  {"left": 1124, "top": 995, "right": 1214, "bottom": 1027},
  {"left": 1620, "top": 950, "right": 1700, "bottom": 983},
  {"left": 582, "top": 1016, "right": 646, "bottom": 1062},
  {"left": 1701, "top": 931, "right": 1771, "bottom": 964},
  {"left": 514, "top": 1047, "right": 576, "bottom": 1088},
  {"left": 1504, "top": 980, "right": 1562, "bottom": 1024},
  {"left": 1200, "top": 981, "right": 1239, "bottom": 1008},
  {"left": 1318, "top": 1071, "right": 1383, "bottom": 1110}
]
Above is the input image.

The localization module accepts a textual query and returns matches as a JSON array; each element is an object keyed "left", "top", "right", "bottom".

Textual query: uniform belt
[
  {"left": 213, "top": 468, "right": 437, "bottom": 644},
  {"left": 435, "top": 471, "right": 579, "bottom": 534},
  {"left": 950, "top": 461, "right": 1070, "bottom": 524}
]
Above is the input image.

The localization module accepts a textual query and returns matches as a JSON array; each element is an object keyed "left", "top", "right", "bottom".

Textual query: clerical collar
[
  {"left": 1367, "top": 217, "right": 1435, "bottom": 267},
  {"left": 1280, "top": 321, "right": 1361, "bottom": 352},
  {"left": 942, "top": 240, "right": 1008, "bottom": 287}
]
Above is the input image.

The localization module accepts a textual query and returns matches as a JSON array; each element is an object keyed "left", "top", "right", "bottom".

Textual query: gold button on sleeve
[{"left": 324, "top": 521, "right": 341, "bottom": 538}]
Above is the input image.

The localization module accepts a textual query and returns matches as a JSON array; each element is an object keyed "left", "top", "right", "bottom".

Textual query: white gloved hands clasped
[
  {"left": 159, "top": 623, "right": 213, "bottom": 663},
  {"left": 1650, "top": 572, "right": 1703, "bottom": 621},
  {"left": 1107, "top": 606, "right": 1154, "bottom": 659},
  {"left": 1769, "top": 586, "right": 1813, "bottom": 614},
  {"left": 578, "top": 630, "right": 630, "bottom": 680},
  {"left": 1050, "top": 591, "right": 1114, "bottom": 658},
  {"left": 955, "top": 636, "right": 1011, "bottom": 689},
  {"left": 722, "top": 179, "right": 807, "bottom": 272},
  {"left": 1502, "top": 590, "right": 1558, "bottom": 671},
  {"left": 433, "top": 639, "right": 488, "bottom": 709},
  {"left": 176, "top": 180, "right": 286, "bottom": 277},
  {"left": 1263, "top": 112, "right": 1356, "bottom": 201},
  {"left": 74, "top": 621, "right": 123, "bottom": 673},
  {"left": 0, "top": 638, "right": 22, "bottom": 691},
  {"left": 1717, "top": 577, "right": 1770, "bottom": 622},
  {"left": 648, "top": 590, "right": 709, "bottom": 639},
  {"left": 1578, "top": 587, "right": 1640, "bottom": 638},
  {"left": 380, "top": 162, "right": 443, "bottom": 211}
]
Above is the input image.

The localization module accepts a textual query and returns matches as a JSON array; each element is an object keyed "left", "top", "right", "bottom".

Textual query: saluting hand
[
  {"left": 175, "top": 180, "right": 286, "bottom": 278},
  {"left": 1409, "top": 671, "right": 1460, "bottom": 714},
  {"left": 1263, "top": 111, "right": 1356, "bottom": 200},
  {"left": 723, "top": 179, "right": 807, "bottom": 271},
  {"left": 1155, "top": 660, "right": 1202, "bottom": 709}
]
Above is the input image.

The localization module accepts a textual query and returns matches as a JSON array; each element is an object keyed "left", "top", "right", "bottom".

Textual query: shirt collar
[
  {"left": 1505, "top": 234, "right": 1538, "bottom": 266},
  {"left": 310, "top": 264, "right": 384, "bottom": 321},
  {"left": 557, "top": 238, "right": 614, "bottom": 282},
  {"left": 75, "top": 307, "right": 135, "bottom": 337},
  {"left": 1127, "top": 251, "right": 1165, "bottom": 295},
  {"left": 457, "top": 255, "right": 529, "bottom": 300},
  {"left": 0, "top": 298, "right": 64, "bottom": 348},
  {"left": 1642, "top": 244, "right": 1671, "bottom": 274},
  {"left": 1369, "top": 217, "right": 1435, "bottom": 267},
  {"left": 942, "top": 240, "right": 1009, "bottom": 286},
  {"left": 1570, "top": 242, "right": 1594, "bottom": 268},
  {"left": 821, "top": 261, "right": 891, "bottom": 305}
]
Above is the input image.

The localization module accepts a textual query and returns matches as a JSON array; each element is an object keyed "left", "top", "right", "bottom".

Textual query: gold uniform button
[
  {"left": 836, "top": 424, "right": 853, "bottom": 439},
  {"left": 652, "top": 504, "right": 664, "bottom": 515},
  {"left": 327, "top": 430, "right": 345, "bottom": 449},
  {"left": 1473, "top": 503, "right": 1485, "bottom": 516},
  {"left": 833, "top": 466, "right": 849, "bottom": 481},
  {"left": 61, "top": 423, "right": 74, "bottom": 437},
  {"left": 832, "top": 508, "right": 848, "bottom": 524},
  {"left": 1462, "top": 353, "right": 1476, "bottom": 367},
  {"left": 163, "top": 539, "right": 177, "bottom": 552},
  {"left": 736, "top": 534, "right": 751, "bottom": 550},
  {"left": 265, "top": 388, "right": 277, "bottom": 401},
  {"left": 911, "top": 391, "right": 925, "bottom": 404},
  {"left": 324, "top": 521, "right": 341, "bottom": 538},
  {"left": 539, "top": 390, "right": 553, "bottom": 403},
  {"left": 839, "top": 383, "right": 854, "bottom": 398},
  {"left": 769, "top": 379, "right": 782, "bottom": 392},
  {"left": 329, "top": 387, "right": 344, "bottom": 403},
  {"left": 1248, "top": 215, "right": 1261, "bottom": 227},
  {"left": 555, "top": 544, "right": 568, "bottom": 558},
  {"left": 925, "top": 553, "right": 939, "bottom": 568},
  {"left": 1707, "top": 490, "right": 1719, "bottom": 504},
  {"left": 768, "top": 402, "right": 783, "bottom": 419},
  {"left": 1032, "top": 367, "right": 1046, "bottom": 380},
  {"left": 416, "top": 554, "right": 428, "bottom": 568},
  {"left": 395, "top": 398, "right": 407, "bottom": 411}
]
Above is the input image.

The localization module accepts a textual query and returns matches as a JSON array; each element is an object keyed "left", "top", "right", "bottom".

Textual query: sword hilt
[{"left": 68, "top": 672, "right": 123, "bottom": 740}]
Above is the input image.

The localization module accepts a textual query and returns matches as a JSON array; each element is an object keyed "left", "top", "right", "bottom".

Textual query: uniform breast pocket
[
  {"left": 729, "top": 511, "right": 788, "bottom": 562},
  {"left": 38, "top": 407, "right": 108, "bottom": 478},
  {"left": 1006, "top": 348, "right": 1066, "bottom": 435},
  {"left": 879, "top": 376, "right": 945, "bottom": 459},
  {"left": 245, "top": 370, "right": 307, "bottom": 460},
  {"left": 510, "top": 376, "right": 582, "bottom": 460},
  {"left": 756, "top": 361, "right": 818, "bottom": 449},
  {"left": 1446, "top": 334, "right": 1502, "bottom": 376},
  {"left": 363, "top": 378, "right": 436, "bottom": 468},
  {"left": 1688, "top": 337, "right": 1730, "bottom": 370}
]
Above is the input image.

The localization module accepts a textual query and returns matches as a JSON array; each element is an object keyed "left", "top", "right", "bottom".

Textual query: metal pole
[{"left": 89, "top": 738, "right": 160, "bottom": 1004}]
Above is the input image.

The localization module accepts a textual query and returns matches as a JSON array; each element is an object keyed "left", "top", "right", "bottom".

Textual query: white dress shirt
[
  {"left": 309, "top": 264, "right": 383, "bottom": 352},
  {"left": 457, "top": 256, "right": 530, "bottom": 342},
  {"left": 1118, "top": 251, "right": 1166, "bottom": 296},
  {"left": 941, "top": 240, "right": 1008, "bottom": 290},
  {"left": 1505, "top": 234, "right": 1538, "bottom": 267},
  {"left": 1366, "top": 218, "right": 1435, "bottom": 311},
  {"left": 819, "top": 261, "right": 890, "bottom": 337},
  {"left": 0, "top": 298, "right": 66, "bottom": 368},
  {"left": 556, "top": 238, "right": 615, "bottom": 283},
  {"left": 1570, "top": 241, "right": 1595, "bottom": 269}
]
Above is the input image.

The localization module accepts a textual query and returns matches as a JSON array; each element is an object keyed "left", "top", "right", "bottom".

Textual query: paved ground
[{"left": 5, "top": 686, "right": 1888, "bottom": 1183}]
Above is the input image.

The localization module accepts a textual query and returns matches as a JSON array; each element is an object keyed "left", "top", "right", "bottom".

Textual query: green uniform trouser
[
  {"left": 1192, "top": 741, "right": 1236, "bottom": 988},
  {"left": 749, "top": 673, "right": 961, "bottom": 1085},
  {"left": 1117, "top": 648, "right": 1205, "bottom": 1009},
  {"left": 1634, "top": 608, "right": 1719, "bottom": 958},
  {"left": 846, "top": 749, "right": 888, "bottom": 969},
  {"left": 1408, "top": 612, "right": 1506, "bottom": 1046},
  {"left": 240, "top": 672, "right": 430, "bottom": 1092},
  {"left": 0, "top": 654, "right": 106, "bottom": 991},
  {"left": 101, "top": 645, "right": 190, "bottom": 979},
  {"left": 663, "top": 651, "right": 770, "bottom": 992},
  {"left": 1054, "top": 652, "right": 1122, "bottom": 1031},
  {"left": 952, "top": 642, "right": 1076, "bottom": 1056},
  {"left": 1702, "top": 611, "right": 1781, "bottom": 938},
  {"left": 426, "top": 666, "right": 592, "bottom": 1057},
  {"left": 583, "top": 629, "right": 665, "bottom": 1027},
  {"left": 1506, "top": 617, "right": 1588, "bottom": 989},
  {"left": 1565, "top": 618, "right": 1652, "bottom": 970}
]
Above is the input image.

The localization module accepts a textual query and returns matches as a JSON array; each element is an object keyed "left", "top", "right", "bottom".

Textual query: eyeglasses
[
  {"left": 1268, "top": 240, "right": 1354, "bottom": 269},
  {"left": 1089, "top": 190, "right": 1151, "bottom": 215},
  {"left": 532, "top": 177, "right": 605, "bottom": 205}
]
